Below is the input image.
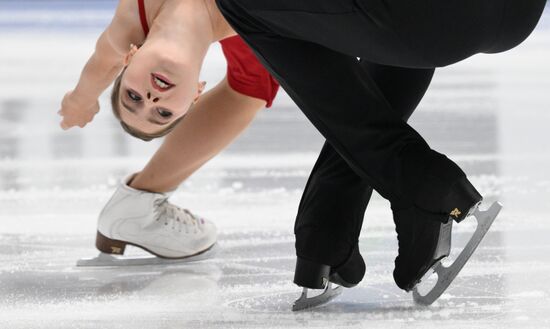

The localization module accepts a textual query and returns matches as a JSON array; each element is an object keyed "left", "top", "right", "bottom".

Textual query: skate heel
[
  {"left": 329, "top": 245, "right": 365, "bottom": 288},
  {"left": 294, "top": 257, "right": 331, "bottom": 289},
  {"left": 95, "top": 231, "right": 127, "bottom": 255},
  {"left": 329, "top": 272, "right": 355, "bottom": 288},
  {"left": 446, "top": 176, "right": 482, "bottom": 223}
]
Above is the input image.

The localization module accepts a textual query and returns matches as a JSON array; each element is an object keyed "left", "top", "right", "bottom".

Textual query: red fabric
[
  {"left": 138, "top": 0, "right": 149, "bottom": 35},
  {"left": 137, "top": 2, "right": 279, "bottom": 108},
  {"left": 219, "top": 36, "right": 279, "bottom": 108}
]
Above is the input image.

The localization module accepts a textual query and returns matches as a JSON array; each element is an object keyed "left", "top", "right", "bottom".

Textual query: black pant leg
[
  {"left": 295, "top": 141, "right": 373, "bottom": 266},
  {"left": 358, "top": 62, "right": 435, "bottom": 122},
  {"left": 215, "top": 10, "right": 468, "bottom": 213},
  {"left": 296, "top": 63, "right": 435, "bottom": 266}
]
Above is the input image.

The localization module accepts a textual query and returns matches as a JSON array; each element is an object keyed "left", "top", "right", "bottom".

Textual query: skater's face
[{"left": 115, "top": 44, "right": 205, "bottom": 138}]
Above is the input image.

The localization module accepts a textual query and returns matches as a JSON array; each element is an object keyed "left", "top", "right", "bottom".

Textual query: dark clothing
[
  {"left": 215, "top": 0, "right": 546, "bottom": 264},
  {"left": 295, "top": 63, "right": 434, "bottom": 265},
  {"left": 217, "top": 0, "right": 545, "bottom": 67}
]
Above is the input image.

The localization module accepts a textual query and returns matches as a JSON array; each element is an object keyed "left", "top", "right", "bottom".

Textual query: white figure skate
[
  {"left": 412, "top": 202, "right": 502, "bottom": 305},
  {"left": 77, "top": 175, "right": 217, "bottom": 267}
]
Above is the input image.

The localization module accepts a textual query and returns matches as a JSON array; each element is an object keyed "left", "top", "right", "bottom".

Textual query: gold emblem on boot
[
  {"left": 450, "top": 208, "right": 462, "bottom": 218},
  {"left": 110, "top": 246, "right": 123, "bottom": 254}
]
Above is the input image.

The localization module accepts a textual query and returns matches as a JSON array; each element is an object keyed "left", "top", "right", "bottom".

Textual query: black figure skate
[
  {"left": 393, "top": 177, "right": 502, "bottom": 305},
  {"left": 292, "top": 246, "right": 365, "bottom": 311}
]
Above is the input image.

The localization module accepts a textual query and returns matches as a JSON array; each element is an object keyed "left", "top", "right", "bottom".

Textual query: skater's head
[{"left": 111, "top": 44, "right": 206, "bottom": 141}]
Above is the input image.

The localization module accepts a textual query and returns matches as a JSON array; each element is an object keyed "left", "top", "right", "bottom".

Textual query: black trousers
[
  {"left": 216, "top": 0, "right": 546, "bottom": 264},
  {"left": 295, "top": 62, "right": 434, "bottom": 265}
]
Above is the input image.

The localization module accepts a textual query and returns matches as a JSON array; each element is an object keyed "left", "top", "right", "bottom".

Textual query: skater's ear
[
  {"left": 111, "top": 67, "right": 128, "bottom": 123},
  {"left": 123, "top": 44, "right": 139, "bottom": 66},
  {"left": 192, "top": 81, "right": 207, "bottom": 104}
]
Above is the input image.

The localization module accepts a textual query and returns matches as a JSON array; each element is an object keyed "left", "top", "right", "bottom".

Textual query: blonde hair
[{"left": 110, "top": 69, "right": 184, "bottom": 142}]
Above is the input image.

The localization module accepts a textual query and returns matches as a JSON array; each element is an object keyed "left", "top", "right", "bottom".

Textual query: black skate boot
[
  {"left": 392, "top": 207, "right": 453, "bottom": 291},
  {"left": 292, "top": 245, "right": 365, "bottom": 311},
  {"left": 392, "top": 176, "right": 483, "bottom": 291},
  {"left": 399, "top": 147, "right": 483, "bottom": 223}
]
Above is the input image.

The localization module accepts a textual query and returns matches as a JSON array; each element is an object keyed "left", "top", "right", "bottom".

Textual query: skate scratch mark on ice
[
  {"left": 222, "top": 273, "right": 292, "bottom": 278},
  {"left": 365, "top": 285, "right": 405, "bottom": 300},
  {"left": 207, "top": 256, "right": 294, "bottom": 263},
  {"left": 220, "top": 262, "right": 289, "bottom": 274},
  {"left": 451, "top": 282, "right": 504, "bottom": 297},
  {"left": 223, "top": 291, "right": 302, "bottom": 312},
  {"left": 473, "top": 310, "right": 507, "bottom": 321}
]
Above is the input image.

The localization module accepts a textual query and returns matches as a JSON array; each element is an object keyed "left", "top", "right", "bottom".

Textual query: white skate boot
[{"left": 77, "top": 175, "right": 217, "bottom": 266}]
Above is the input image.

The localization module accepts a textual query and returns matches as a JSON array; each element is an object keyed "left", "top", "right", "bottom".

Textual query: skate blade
[
  {"left": 413, "top": 201, "right": 503, "bottom": 306},
  {"left": 292, "top": 283, "right": 343, "bottom": 311},
  {"left": 76, "top": 244, "right": 217, "bottom": 267}
]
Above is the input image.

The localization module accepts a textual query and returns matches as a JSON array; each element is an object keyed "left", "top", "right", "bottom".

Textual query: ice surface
[{"left": 1, "top": 2, "right": 550, "bottom": 329}]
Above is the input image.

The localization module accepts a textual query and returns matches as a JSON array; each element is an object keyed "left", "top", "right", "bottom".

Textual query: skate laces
[{"left": 153, "top": 198, "right": 204, "bottom": 234}]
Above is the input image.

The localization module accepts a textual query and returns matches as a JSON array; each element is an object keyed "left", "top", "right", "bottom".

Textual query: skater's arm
[
  {"left": 130, "top": 77, "right": 266, "bottom": 192},
  {"left": 60, "top": 3, "right": 142, "bottom": 130}
]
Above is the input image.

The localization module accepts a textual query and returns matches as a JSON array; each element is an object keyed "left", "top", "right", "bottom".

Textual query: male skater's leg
[
  {"left": 218, "top": 21, "right": 476, "bottom": 227},
  {"left": 295, "top": 63, "right": 435, "bottom": 287},
  {"left": 214, "top": 10, "right": 488, "bottom": 294},
  {"left": 216, "top": 0, "right": 546, "bottom": 294},
  {"left": 215, "top": 0, "right": 546, "bottom": 216}
]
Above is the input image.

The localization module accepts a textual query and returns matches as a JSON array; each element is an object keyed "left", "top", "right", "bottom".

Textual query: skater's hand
[{"left": 59, "top": 91, "right": 99, "bottom": 130}]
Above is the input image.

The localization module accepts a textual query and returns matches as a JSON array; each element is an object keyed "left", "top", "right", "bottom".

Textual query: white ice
[{"left": 1, "top": 3, "right": 550, "bottom": 329}]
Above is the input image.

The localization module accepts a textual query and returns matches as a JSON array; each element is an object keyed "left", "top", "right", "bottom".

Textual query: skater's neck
[{"left": 146, "top": 0, "right": 235, "bottom": 44}]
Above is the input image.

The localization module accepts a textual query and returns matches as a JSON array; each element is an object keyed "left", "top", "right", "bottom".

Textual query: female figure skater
[{"left": 59, "top": 0, "right": 279, "bottom": 260}]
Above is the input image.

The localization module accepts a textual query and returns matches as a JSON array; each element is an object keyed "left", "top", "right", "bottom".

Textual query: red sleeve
[{"left": 219, "top": 36, "right": 280, "bottom": 108}]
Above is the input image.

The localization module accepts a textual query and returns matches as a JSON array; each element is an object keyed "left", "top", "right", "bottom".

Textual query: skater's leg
[
  {"left": 291, "top": 63, "right": 438, "bottom": 303},
  {"left": 215, "top": 0, "right": 539, "bottom": 301},
  {"left": 130, "top": 78, "right": 263, "bottom": 193},
  {"left": 295, "top": 141, "right": 372, "bottom": 267},
  {"left": 213, "top": 14, "right": 477, "bottom": 223},
  {"left": 216, "top": 0, "right": 544, "bottom": 217},
  {"left": 215, "top": 0, "right": 546, "bottom": 211},
  {"left": 295, "top": 63, "right": 436, "bottom": 269},
  {"left": 294, "top": 64, "right": 436, "bottom": 294},
  {"left": 357, "top": 61, "right": 435, "bottom": 120}
]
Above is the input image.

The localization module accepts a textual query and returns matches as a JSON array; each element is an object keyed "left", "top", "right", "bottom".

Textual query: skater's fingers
[{"left": 60, "top": 118, "right": 74, "bottom": 130}]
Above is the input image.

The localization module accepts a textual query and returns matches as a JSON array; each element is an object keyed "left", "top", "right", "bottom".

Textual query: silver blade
[
  {"left": 76, "top": 245, "right": 216, "bottom": 267},
  {"left": 292, "top": 283, "right": 343, "bottom": 311},
  {"left": 413, "top": 201, "right": 503, "bottom": 305}
]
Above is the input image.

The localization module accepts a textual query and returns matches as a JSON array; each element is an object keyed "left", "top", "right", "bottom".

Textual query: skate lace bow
[{"left": 153, "top": 198, "right": 202, "bottom": 234}]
